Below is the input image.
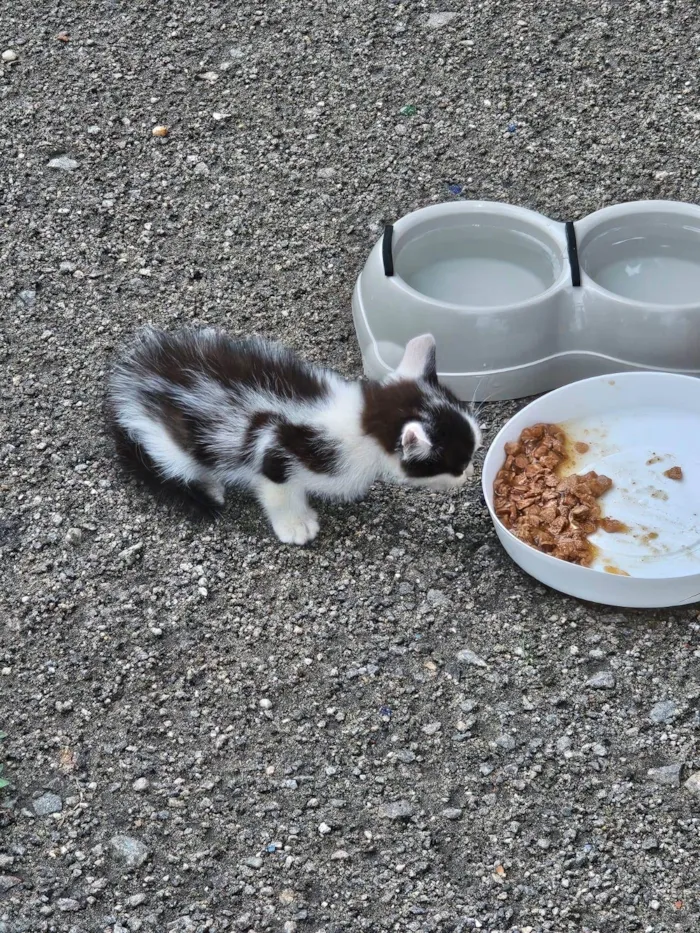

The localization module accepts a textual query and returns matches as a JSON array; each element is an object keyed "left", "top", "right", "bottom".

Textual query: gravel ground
[{"left": 2, "top": 2, "right": 700, "bottom": 932}]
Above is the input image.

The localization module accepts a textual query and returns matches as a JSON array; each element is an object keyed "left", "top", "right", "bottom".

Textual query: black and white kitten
[{"left": 106, "top": 328, "right": 481, "bottom": 544}]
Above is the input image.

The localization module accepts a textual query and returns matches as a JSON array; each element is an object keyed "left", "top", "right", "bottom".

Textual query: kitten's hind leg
[{"left": 255, "top": 478, "right": 319, "bottom": 545}]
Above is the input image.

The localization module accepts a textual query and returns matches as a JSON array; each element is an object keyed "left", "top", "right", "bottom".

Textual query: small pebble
[
  {"left": 441, "top": 808, "right": 463, "bottom": 820},
  {"left": 193, "top": 161, "right": 210, "bottom": 176},
  {"left": 649, "top": 699, "right": 679, "bottom": 724},
  {"left": 128, "top": 894, "right": 147, "bottom": 907},
  {"left": 33, "top": 793, "right": 63, "bottom": 817},
  {"left": 110, "top": 835, "right": 149, "bottom": 868},
  {"left": 331, "top": 849, "right": 349, "bottom": 860},
  {"left": 119, "top": 542, "right": 143, "bottom": 564},
  {"left": 378, "top": 800, "right": 414, "bottom": 821},
  {"left": 495, "top": 733, "right": 516, "bottom": 751},
  {"left": 56, "top": 898, "right": 80, "bottom": 912},
  {"left": 132, "top": 778, "right": 150, "bottom": 792},
  {"left": 587, "top": 671, "right": 616, "bottom": 689},
  {"left": 2, "top": 50, "right": 18, "bottom": 63},
  {"left": 422, "top": 721, "right": 441, "bottom": 735},
  {"left": 65, "top": 527, "right": 82, "bottom": 546},
  {"left": 457, "top": 648, "right": 487, "bottom": 668},
  {"left": 648, "top": 763, "right": 683, "bottom": 788},
  {"left": 425, "top": 12, "right": 458, "bottom": 28},
  {"left": 684, "top": 771, "right": 700, "bottom": 797},
  {"left": 259, "top": 698, "right": 272, "bottom": 710},
  {"left": 152, "top": 125, "right": 169, "bottom": 137},
  {"left": 48, "top": 156, "right": 79, "bottom": 171},
  {"left": 318, "top": 822, "right": 332, "bottom": 835},
  {"left": 59, "top": 261, "right": 77, "bottom": 274}
]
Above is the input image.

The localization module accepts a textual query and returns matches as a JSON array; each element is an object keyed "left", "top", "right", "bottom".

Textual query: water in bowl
[
  {"left": 396, "top": 226, "right": 560, "bottom": 307},
  {"left": 583, "top": 224, "right": 700, "bottom": 305}
]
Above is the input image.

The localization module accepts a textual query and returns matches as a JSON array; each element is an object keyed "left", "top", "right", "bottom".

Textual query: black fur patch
[
  {"left": 261, "top": 446, "right": 290, "bottom": 484},
  {"left": 361, "top": 380, "right": 424, "bottom": 453},
  {"left": 135, "top": 330, "right": 330, "bottom": 402},
  {"left": 277, "top": 423, "right": 339, "bottom": 475},
  {"left": 401, "top": 405, "right": 476, "bottom": 478}
]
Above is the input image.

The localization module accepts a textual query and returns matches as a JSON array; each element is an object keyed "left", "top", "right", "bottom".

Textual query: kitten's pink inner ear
[
  {"left": 396, "top": 334, "right": 436, "bottom": 380},
  {"left": 401, "top": 421, "right": 432, "bottom": 458}
]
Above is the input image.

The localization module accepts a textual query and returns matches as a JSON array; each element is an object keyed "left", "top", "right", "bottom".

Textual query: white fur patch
[
  {"left": 116, "top": 400, "right": 205, "bottom": 485},
  {"left": 395, "top": 334, "right": 436, "bottom": 381}
]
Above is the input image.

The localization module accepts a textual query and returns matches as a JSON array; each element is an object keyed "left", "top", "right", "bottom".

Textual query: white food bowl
[
  {"left": 481, "top": 372, "right": 700, "bottom": 608},
  {"left": 353, "top": 200, "right": 700, "bottom": 401}
]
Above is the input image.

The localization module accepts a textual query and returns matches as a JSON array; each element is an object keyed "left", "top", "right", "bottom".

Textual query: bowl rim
[
  {"left": 481, "top": 370, "right": 700, "bottom": 585},
  {"left": 382, "top": 199, "right": 571, "bottom": 314},
  {"left": 576, "top": 199, "right": 700, "bottom": 311}
]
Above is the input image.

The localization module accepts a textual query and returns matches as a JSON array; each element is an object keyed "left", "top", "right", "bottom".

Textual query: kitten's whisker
[
  {"left": 474, "top": 386, "right": 500, "bottom": 422},
  {"left": 468, "top": 375, "right": 486, "bottom": 415}
]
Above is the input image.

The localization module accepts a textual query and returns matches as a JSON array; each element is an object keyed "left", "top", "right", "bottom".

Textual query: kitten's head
[{"left": 363, "top": 334, "right": 482, "bottom": 490}]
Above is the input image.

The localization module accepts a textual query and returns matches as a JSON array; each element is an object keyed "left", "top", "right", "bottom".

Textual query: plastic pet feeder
[{"left": 352, "top": 200, "right": 700, "bottom": 401}]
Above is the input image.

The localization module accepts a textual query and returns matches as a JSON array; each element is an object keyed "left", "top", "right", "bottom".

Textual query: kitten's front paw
[{"left": 271, "top": 510, "right": 320, "bottom": 546}]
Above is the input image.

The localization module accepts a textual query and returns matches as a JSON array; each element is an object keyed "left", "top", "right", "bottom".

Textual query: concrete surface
[{"left": 1, "top": 2, "right": 699, "bottom": 932}]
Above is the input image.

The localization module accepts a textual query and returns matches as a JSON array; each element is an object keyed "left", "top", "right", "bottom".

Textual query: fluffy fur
[{"left": 105, "top": 328, "right": 481, "bottom": 544}]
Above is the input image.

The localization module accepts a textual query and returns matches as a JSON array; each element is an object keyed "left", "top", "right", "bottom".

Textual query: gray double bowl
[{"left": 352, "top": 200, "right": 700, "bottom": 400}]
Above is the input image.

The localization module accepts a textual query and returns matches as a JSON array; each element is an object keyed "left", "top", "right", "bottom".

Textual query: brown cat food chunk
[{"left": 664, "top": 466, "right": 683, "bottom": 481}]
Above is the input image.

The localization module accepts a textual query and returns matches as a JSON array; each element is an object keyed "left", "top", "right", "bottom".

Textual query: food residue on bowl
[
  {"left": 599, "top": 517, "right": 629, "bottom": 533},
  {"left": 664, "top": 466, "right": 683, "bottom": 481},
  {"left": 604, "top": 565, "right": 630, "bottom": 576},
  {"left": 493, "top": 423, "right": 613, "bottom": 566},
  {"left": 574, "top": 441, "right": 590, "bottom": 455}
]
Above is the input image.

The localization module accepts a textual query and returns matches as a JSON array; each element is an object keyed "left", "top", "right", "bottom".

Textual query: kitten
[{"left": 105, "top": 328, "right": 481, "bottom": 544}]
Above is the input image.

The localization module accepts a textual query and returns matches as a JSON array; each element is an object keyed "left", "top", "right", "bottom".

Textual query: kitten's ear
[
  {"left": 395, "top": 334, "right": 437, "bottom": 383},
  {"left": 401, "top": 421, "right": 432, "bottom": 460}
]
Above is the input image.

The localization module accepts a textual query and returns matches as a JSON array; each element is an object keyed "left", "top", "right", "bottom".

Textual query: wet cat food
[{"left": 493, "top": 423, "right": 613, "bottom": 566}]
